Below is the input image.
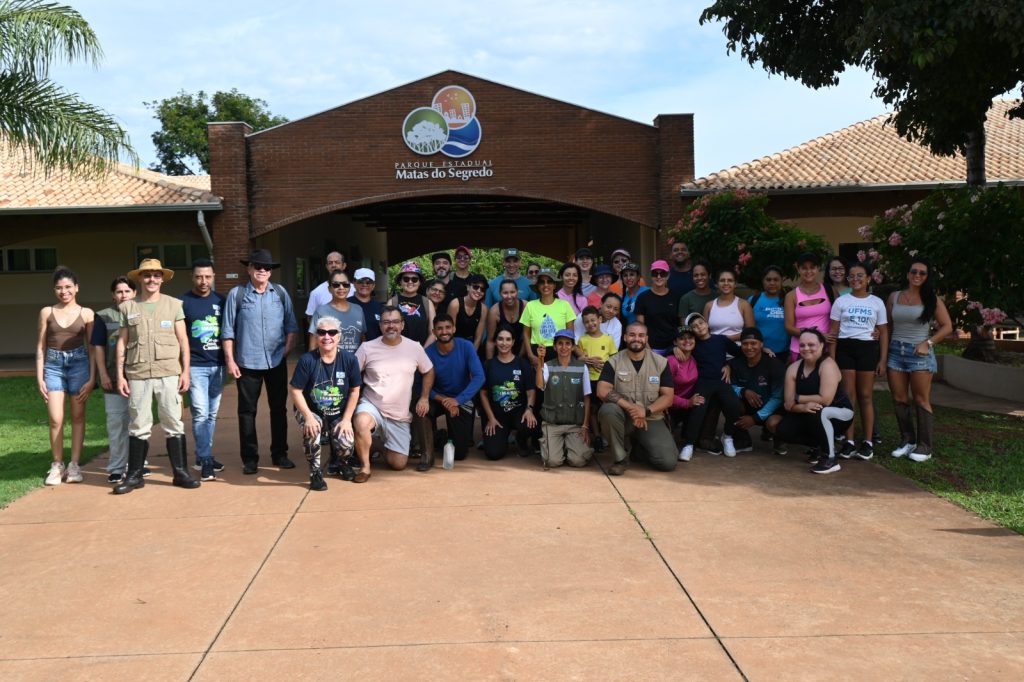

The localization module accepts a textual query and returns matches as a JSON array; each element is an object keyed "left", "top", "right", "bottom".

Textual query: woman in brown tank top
[{"left": 36, "top": 266, "right": 95, "bottom": 486}]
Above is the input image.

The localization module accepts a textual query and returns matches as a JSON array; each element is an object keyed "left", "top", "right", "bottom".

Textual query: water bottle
[{"left": 442, "top": 440, "right": 455, "bottom": 470}]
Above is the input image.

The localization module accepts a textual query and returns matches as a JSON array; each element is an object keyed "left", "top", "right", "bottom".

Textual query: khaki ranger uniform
[
  {"left": 119, "top": 296, "right": 185, "bottom": 439},
  {"left": 598, "top": 350, "right": 677, "bottom": 471},
  {"left": 539, "top": 358, "right": 593, "bottom": 467}
]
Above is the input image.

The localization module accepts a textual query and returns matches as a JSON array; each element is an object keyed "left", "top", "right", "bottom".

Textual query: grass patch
[
  {"left": 872, "top": 391, "right": 1024, "bottom": 534},
  {"left": 0, "top": 377, "right": 109, "bottom": 508}
]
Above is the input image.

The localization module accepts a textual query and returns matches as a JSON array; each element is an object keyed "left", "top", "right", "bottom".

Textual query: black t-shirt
[
  {"left": 597, "top": 354, "right": 674, "bottom": 388},
  {"left": 484, "top": 355, "right": 533, "bottom": 414},
  {"left": 634, "top": 289, "right": 682, "bottom": 349},
  {"left": 728, "top": 353, "right": 784, "bottom": 401},
  {"left": 693, "top": 334, "right": 741, "bottom": 382},
  {"left": 352, "top": 297, "right": 383, "bottom": 341},
  {"left": 395, "top": 294, "right": 429, "bottom": 344},
  {"left": 289, "top": 350, "right": 362, "bottom": 418}
]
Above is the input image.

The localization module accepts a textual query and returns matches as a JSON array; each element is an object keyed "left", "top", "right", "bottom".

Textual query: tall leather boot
[
  {"left": 415, "top": 416, "right": 435, "bottom": 472},
  {"left": 114, "top": 437, "right": 148, "bottom": 494},
  {"left": 893, "top": 401, "right": 916, "bottom": 446},
  {"left": 909, "top": 407, "right": 934, "bottom": 462},
  {"left": 167, "top": 435, "right": 200, "bottom": 488}
]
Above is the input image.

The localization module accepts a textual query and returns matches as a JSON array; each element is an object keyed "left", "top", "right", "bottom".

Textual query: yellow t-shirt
[{"left": 579, "top": 333, "right": 615, "bottom": 381}]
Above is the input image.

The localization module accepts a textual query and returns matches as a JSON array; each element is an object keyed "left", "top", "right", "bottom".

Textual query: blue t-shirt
[
  {"left": 289, "top": 350, "right": 362, "bottom": 418},
  {"left": 352, "top": 297, "right": 383, "bottom": 341},
  {"left": 485, "top": 274, "right": 538, "bottom": 308},
  {"left": 621, "top": 286, "right": 649, "bottom": 325},
  {"left": 425, "top": 337, "right": 485, "bottom": 405},
  {"left": 668, "top": 269, "right": 695, "bottom": 297},
  {"left": 750, "top": 293, "right": 789, "bottom": 355},
  {"left": 693, "top": 334, "right": 741, "bottom": 382},
  {"left": 180, "top": 291, "right": 225, "bottom": 367},
  {"left": 484, "top": 355, "right": 533, "bottom": 414}
]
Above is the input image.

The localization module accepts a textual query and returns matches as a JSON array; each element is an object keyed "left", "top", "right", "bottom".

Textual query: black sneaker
[
  {"left": 107, "top": 472, "right": 125, "bottom": 484},
  {"left": 701, "top": 438, "right": 723, "bottom": 455},
  {"left": 193, "top": 458, "right": 225, "bottom": 472},
  {"left": 854, "top": 441, "right": 874, "bottom": 461},
  {"left": 772, "top": 437, "right": 788, "bottom": 456},
  {"left": 200, "top": 460, "right": 216, "bottom": 482},
  {"left": 326, "top": 453, "right": 342, "bottom": 476},
  {"left": 242, "top": 461, "right": 258, "bottom": 475},
  {"left": 838, "top": 441, "right": 857, "bottom": 459},
  {"left": 805, "top": 447, "right": 821, "bottom": 464},
  {"left": 339, "top": 463, "right": 355, "bottom": 481},
  {"left": 309, "top": 471, "right": 327, "bottom": 491},
  {"left": 272, "top": 456, "right": 296, "bottom": 469},
  {"left": 141, "top": 467, "right": 152, "bottom": 478},
  {"left": 812, "top": 457, "right": 841, "bottom": 474}
]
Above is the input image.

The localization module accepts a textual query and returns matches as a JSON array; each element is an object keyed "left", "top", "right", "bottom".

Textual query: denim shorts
[
  {"left": 887, "top": 340, "right": 937, "bottom": 374},
  {"left": 43, "top": 346, "right": 90, "bottom": 393}
]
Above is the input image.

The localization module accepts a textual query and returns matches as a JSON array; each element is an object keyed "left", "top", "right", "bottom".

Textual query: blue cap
[{"left": 553, "top": 329, "right": 575, "bottom": 342}]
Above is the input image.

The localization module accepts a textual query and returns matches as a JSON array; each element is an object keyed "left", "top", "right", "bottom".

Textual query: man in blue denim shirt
[{"left": 223, "top": 249, "right": 300, "bottom": 474}]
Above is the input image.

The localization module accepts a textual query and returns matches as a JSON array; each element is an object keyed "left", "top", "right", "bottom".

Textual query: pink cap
[
  {"left": 650, "top": 260, "right": 670, "bottom": 272},
  {"left": 455, "top": 245, "right": 472, "bottom": 256}
]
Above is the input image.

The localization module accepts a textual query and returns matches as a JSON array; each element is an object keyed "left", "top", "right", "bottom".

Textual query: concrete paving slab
[
  {"left": 726, "top": 632, "right": 1024, "bottom": 680},
  {"left": 0, "top": 654, "right": 201, "bottom": 681},
  {"left": 300, "top": 455, "right": 620, "bottom": 513},
  {"left": 631, "top": 495, "right": 1024, "bottom": 638},
  {"left": 213, "top": 504, "right": 713, "bottom": 652},
  {"left": 0, "top": 515, "right": 290, "bottom": 659},
  {"left": 195, "top": 639, "right": 740, "bottom": 681}
]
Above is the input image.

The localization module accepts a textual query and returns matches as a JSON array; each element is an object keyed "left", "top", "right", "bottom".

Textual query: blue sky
[{"left": 53, "top": 0, "right": 886, "bottom": 176}]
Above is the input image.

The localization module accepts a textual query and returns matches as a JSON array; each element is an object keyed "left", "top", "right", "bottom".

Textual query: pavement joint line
[
  {"left": 293, "top": 500, "right": 625, "bottom": 514},
  {"left": 187, "top": 486, "right": 312, "bottom": 681},
  {"left": 596, "top": 460, "right": 749, "bottom": 682},
  {"left": 719, "top": 629, "right": 1024, "bottom": 640},
  {"left": 0, "top": 512, "right": 298, "bottom": 526}
]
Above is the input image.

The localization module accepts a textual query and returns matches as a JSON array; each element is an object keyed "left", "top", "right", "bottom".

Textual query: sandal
[{"left": 353, "top": 471, "right": 372, "bottom": 484}]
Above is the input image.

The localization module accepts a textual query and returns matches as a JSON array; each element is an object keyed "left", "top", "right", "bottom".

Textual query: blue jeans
[{"left": 189, "top": 365, "right": 224, "bottom": 462}]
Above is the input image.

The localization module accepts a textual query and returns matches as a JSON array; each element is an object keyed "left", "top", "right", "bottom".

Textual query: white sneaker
[
  {"left": 891, "top": 442, "right": 916, "bottom": 458},
  {"left": 65, "top": 462, "right": 83, "bottom": 483},
  {"left": 722, "top": 436, "right": 737, "bottom": 458},
  {"left": 44, "top": 462, "right": 65, "bottom": 486},
  {"left": 908, "top": 450, "right": 932, "bottom": 462},
  {"left": 678, "top": 444, "right": 693, "bottom": 462}
]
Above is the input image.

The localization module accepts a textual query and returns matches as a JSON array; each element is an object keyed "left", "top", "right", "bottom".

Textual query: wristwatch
[{"left": 926, "top": 339, "right": 934, "bottom": 347}]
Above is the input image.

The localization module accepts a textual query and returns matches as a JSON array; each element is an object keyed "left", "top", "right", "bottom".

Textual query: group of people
[{"left": 35, "top": 239, "right": 953, "bottom": 492}]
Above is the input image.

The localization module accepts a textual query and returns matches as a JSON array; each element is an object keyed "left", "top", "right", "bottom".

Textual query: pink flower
[
  {"left": 884, "top": 208, "right": 898, "bottom": 219},
  {"left": 868, "top": 248, "right": 880, "bottom": 261},
  {"left": 667, "top": 237, "right": 675, "bottom": 246},
  {"left": 966, "top": 301, "right": 982, "bottom": 311},
  {"left": 857, "top": 225, "right": 872, "bottom": 239},
  {"left": 888, "top": 232, "right": 902, "bottom": 246},
  {"left": 857, "top": 250, "right": 867, "bottom": 263},
  {"left": 734, "top": 265, "right": 741, "bottom": 273},
  {"left": 982, "top": 308, "right": 1007, "bottom": 326},
  {"left": 871, "top": 270, "right": 884, "bottom": 284},
  {"left": 738, "top": 252, "right": 753, "bottom": 265}
]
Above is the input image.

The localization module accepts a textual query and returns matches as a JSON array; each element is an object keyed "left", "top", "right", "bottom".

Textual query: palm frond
[{"left": 0, "top": 1, "right": 102, "bottom": 77}]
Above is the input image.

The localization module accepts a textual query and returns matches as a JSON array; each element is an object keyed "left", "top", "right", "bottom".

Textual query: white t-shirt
[
  {"left": 600, "top": 317, "right": 622, "bottom": 349},
  {"left": 542, "top": 363, "right": 592, "bottom": 395},
  {"left": 831, "top": 293, "right": 887, "bottom": 341}
]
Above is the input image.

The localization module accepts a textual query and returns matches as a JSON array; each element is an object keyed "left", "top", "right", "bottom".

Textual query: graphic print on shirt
[
  {"left": 190, "top": 306, "right": 221, "bottom": 351},
  {"left": 491, "top": 374, "right": 521, "bottom": 413},
  {"left": 311, "top": 377, "right": 344, "bottom": 417},
  {"left": 539, "top": 314, "right": 557, "bottom": 343},
  {"left": 398, "top": 300, "right": 422, "bottom": 317}
]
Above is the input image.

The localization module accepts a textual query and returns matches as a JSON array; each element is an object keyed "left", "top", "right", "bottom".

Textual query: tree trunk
[{"left": 965, "top": 125, "right": 987, "bottom": 187}]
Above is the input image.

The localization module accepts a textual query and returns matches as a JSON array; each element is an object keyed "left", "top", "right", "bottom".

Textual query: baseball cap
[
  {"left": 739, "top": 327, "right": 764, "bottom": 342},
  {"left": 502, "top": 248, "right": 520, "bottom": 260},
  {"left": 796, "top": 252, "right": 821, "bottom": 266},
  {"left": 455, "top": 245, "right": 472, "bottom": 257},
  {"left": 353, "top": 267, "right": 375, "bottom": 282},
  {"left": 650, "top": 259, "right": 670, "bottom": 272},
  {"left": 575, "top": 247, "right": 593, "bottom": 259},
  {"left": 553, "top": 329, "right": 575, "bottom": 342},
  {"left": 684, "top": 312, "right": 705, "bottom": 328}
]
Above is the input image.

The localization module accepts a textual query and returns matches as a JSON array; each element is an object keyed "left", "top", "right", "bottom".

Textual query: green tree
[
  {"left": 0, "top": 0, "right": 136, "bottom": 176},
  {"left": 145, "top": 89, "right": 288, "bottom": 175},
  {"left": 699, "top": 1, "right": 1024, "bottom": 186}
]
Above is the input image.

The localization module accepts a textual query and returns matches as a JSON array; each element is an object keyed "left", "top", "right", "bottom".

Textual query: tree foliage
[
  {"left": 666, "top": 190, "right": 832, "bottom": 288},
  {"left": 860, "top": 186, "right": 1023, "bottom": 330},
  {"left": 0, "top": 0, "right": 136, "bottom": 176},
  {"left": 699, "top": 0, "right": 1024, "bottom": 186},
  {"left": 387, "top": 248, "right": 564, "bottom": 293},
  {"left": 145, "top": 89, "right": 288, "bottom": 175}
]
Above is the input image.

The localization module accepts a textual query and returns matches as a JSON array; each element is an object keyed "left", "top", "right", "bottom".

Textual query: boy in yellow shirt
[{"left": 577, "top": 306, "right": 615, "bottom": 450}]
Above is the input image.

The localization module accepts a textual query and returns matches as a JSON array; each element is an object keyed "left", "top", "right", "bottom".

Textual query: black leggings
[
  {"left": 775, "top": 407, "right": 855, "bottom": 458},
  {"left": 683, "top": 379, "right": 743, "bottom": 445},
  {"left": 483, "top": 407, "right": 540, "bottom": 460}
]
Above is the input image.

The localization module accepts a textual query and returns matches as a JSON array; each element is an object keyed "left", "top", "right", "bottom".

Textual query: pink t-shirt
[{"left": 355, "top": 337, "right": 433, "bottom": 422}]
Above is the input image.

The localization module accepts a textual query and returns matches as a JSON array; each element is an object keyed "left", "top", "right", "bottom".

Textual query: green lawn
[
  {"left": 0, "top": 377, "right": 109, "bottom": 508},
  {"left": 872, "top": 392, "right": 1024, "bottom": 534}
]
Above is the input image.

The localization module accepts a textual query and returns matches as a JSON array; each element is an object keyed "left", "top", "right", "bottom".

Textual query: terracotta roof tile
[
  {"left": 0, "top": 146, "right": 220, "bottom": 211},
  {"left": 683, "top": 99, "right": 1024, "bottom": 194}
]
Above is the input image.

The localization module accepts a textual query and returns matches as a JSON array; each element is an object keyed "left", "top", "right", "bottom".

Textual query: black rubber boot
[
  {"left": 415, "top": 416, "right": 435, "bottom": 472},
  {"left": 114, "top": 437, "right": 148, "bottom": 494},
  {"left": 168, "top": 435, "right": 200, "bottom": 489},
  {"left": 893, "top": 401, "right": 916, "bottom": 446},
  {"left": 910, "top": 406, "right": 934, "bottom": 460}
]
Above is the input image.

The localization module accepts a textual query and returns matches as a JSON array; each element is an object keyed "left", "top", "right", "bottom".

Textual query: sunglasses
[
  {"left": 651, "top": 270, "right": 668, "bottom": 277},
  {"left": 251, "top": 264, "right": 273, "bottom": 272},
  {"left": 315, "top": 329, "right": 339, "bottom": 337},
  {"left": 356, "top": 278, "right": 374, "bottom": 285},
  {"left": 909, "top": 268, "right": 928, "bottom": 276},
  {"left": 141, "top": 272, "right": 163, "bottom": 280},
  {"left": 400, "top": 277, "right": 420, "bottom": 284},
  {"left": 527, "top": 270, "right": 540, "bottom": 275},
  {"left": 456, "top": 253, "right": 471, "bottom": 260},
  {"left": 329, "top": 281, "right": 351, "bottom": 289},
  {"left": 612, "top": 258, "right": 628, "bottom": 264},
  {"left": 470, "top": 284, "right": 485, "bottom": 291},
  {"left": 537, "top": 278, "right": 555, "bottom": 286}
]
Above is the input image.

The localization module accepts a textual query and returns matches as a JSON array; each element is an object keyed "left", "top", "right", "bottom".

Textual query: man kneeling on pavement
[
  {"left": 727, "top": 326, "right": 786, "bottom": 454},
  {"left": 597, "top": 322, "right": 677, "bottom": 475}
]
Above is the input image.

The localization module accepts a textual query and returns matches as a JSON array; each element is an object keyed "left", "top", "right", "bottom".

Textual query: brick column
[
  {"left": 654, "top": 114, "right": 695, "bottom": 255},
  {"left": 208, "top": 122, "right": 253, "bottom": 293}
]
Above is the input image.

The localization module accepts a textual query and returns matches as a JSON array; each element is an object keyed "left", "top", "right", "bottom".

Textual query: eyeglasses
[
  {"left": 829, "top": 266, "right": 846, "bottom": 272},
  {"left": 651, "top": 270, "right": 668, "bottom": 277},
  {"left": 470, "top": 284, "right": 485, "bottom": 291},
  {"left": 142, "top": 272, "right": 163, "bottom": 279},
  {"left": 847, "top": 273, "right": 867, "bottom": 281},
  {"left": 429, "top": 287, "right": 445, "bottom": 295},
  {"left": 909, "top": 268, "right": 928, "bottom": 276},
  {"left": 400, "top": 277, "right": 420, "bottom": 284},
  {"left": 329, "top": 281, "right": 351, "bottom": 289},
  {"left": 251, "top": 264, "right": 272, "bottom": 272},
  {"left": 380, "top": 319, "right": 402, "bottom": 326},
  {"left": 356, "top": 278, "right": 374, "bottom": 285},
  {"left": 315, "top": 329, "right": 340, "bottom": 337},
  {"left": 456, "top": 253, "right": 471, "bottom": 260}
]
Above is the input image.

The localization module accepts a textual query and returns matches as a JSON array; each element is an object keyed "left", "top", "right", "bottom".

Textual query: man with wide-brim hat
[
  {"left": 113, "top": 258, "right": 199, "bottom": 494},
  {"left": 223, "top": 248, "right": 299, "bottom": 474},
  {"left": 485, "top": 248, "right": 537, "bottom": 307}
]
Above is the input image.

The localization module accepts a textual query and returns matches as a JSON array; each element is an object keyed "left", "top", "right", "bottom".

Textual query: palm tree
[{"left": 0, "top": 0, "right": 136, "bottom": 176}]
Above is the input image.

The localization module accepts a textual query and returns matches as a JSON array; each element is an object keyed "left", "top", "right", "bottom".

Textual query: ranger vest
[
  {"left": 119, "top": 296, "right": 183, "bottom": 380},
  {"left": 540, "top": 358, "right": 586, "bottom": 425},
  {"left": 96, "top": 307, "right": 122, "bottom": 392},
  {"left": 606, "top": 350, "right": 667, "bottom": 420}
]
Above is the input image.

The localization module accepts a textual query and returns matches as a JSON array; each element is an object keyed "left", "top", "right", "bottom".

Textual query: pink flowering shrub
[{"left": 669, "top": 190, "right": 830, "bottom": 287}]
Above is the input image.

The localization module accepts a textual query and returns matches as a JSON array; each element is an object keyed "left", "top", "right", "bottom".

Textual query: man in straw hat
[
  {"left": 223, "top": 248, "right": 300, "bottom": 475},
  {"left": 113, "top": 258, "right": 199, "bottom": 494}
]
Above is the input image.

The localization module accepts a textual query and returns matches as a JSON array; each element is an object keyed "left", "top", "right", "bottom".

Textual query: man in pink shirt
[{"left": 353, "top": 305, "right": 434, "bottom": 482}]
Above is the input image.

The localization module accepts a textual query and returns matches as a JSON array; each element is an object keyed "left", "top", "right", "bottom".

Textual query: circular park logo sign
[{"left": 402, "top": 85, "right": 482, "bottom": 158}]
